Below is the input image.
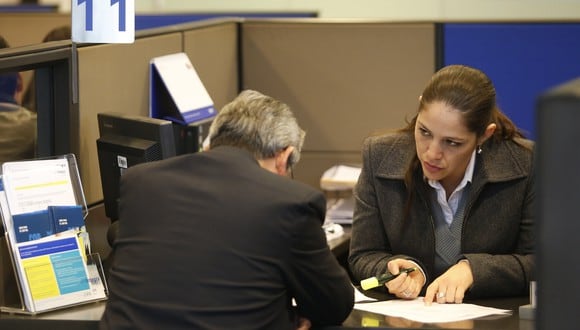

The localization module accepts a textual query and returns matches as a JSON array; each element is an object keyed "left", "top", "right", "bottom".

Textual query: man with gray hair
[{"left": 100, "top": 90, "right": 354, "bottom": 330}]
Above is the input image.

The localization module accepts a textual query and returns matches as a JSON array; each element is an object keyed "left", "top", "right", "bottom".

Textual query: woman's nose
[{"left": 426, "top": 140, "right": 442, "bottom": 160}]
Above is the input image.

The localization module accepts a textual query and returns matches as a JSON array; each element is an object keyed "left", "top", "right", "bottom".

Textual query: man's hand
[{"left": 295, "top": 317, "right": 311, "bottom": 330}]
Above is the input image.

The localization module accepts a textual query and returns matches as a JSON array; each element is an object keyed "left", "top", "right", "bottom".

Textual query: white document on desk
[
  {"left": 354, "top": 286, "right": 378, "bottom": 303},
  {"left": 354, "top": 298, "right": 511, "bottom": 323}
]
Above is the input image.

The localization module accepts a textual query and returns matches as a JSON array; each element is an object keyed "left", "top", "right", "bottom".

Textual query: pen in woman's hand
[{"left": 360, "top": 267, "right": 417, "bottom": 290}]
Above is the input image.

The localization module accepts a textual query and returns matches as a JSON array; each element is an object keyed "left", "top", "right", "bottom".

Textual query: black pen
[{"left": 360, "top": 267, "right": 417, "bottom": 290}]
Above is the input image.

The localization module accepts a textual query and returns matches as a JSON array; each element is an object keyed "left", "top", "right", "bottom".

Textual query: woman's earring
[{"left": 477, "top": 145, "right": 483, "bottom": 154}]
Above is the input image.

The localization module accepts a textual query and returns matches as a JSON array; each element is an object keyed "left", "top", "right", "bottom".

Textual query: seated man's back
[
  {"left": 100, "top": 90, "right": 354, "bottom": 330},
  {"left": 0, "top": 73, "right": 37, "bottom": 164}
]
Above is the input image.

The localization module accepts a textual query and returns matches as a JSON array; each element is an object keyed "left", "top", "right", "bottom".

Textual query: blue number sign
[
  {"left": 111, "top": 0, "right": 126, "bottom": 32},
  {"left": 72, "top": 0, "right": 134, "bottom": 43},
  {"left": 77, "top": 0, "right": 93, "bottom": 31}
]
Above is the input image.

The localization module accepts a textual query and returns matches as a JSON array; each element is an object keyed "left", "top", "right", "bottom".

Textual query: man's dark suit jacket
[{"left": 99, "top": 146, "right": 354, "bottom": 329}]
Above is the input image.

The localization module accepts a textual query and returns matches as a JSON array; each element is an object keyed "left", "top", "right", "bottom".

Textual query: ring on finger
[
  {"left": 437, "top": 292, "right": 446, "bottom": 299},
  {"left": 403, "top": 290, "right": 412, "bottom": 298}
]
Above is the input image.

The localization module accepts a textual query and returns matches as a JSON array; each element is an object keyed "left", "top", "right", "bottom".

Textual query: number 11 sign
[{"left": 72, "top": 0, "right": 135, "bottom": 43}]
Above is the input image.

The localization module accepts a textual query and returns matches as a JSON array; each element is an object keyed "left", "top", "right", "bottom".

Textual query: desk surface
[
  {"left": 2, "top": 217, "right": 531, "bottom": 330},
  {"left": 328, "top": 225, "right": 351, "bottom": 257},
  {"left": 0, "top": 301, "right": 103, "bottom": 330},
  {"left": 0, "top": 296, "right": 533, "bottom": 330},
  {"left": 333, "top": 296, "right": 533, "bottom": 330}
]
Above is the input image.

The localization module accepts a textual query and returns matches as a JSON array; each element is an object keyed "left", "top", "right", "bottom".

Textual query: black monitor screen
[
  {"left": 96, "top": 112, "right": 177, "bottom": 221},
  {"left": 536, "top": 77, "right": 580, "bottom": 329}
]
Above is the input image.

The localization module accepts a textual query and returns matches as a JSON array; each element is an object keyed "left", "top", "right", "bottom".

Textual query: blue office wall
[
  {"left": 136, "top": 12, "right": 316, "bottom": 30},
  {"left": 443, "top": 23, "right": 580, "bottom": 139},
  {"left": 0, "top": 5, "right": 55, "bottom": 12}
]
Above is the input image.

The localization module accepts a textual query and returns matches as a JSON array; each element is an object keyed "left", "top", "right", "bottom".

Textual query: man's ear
[{"left": 275, "top": 146, "right": 295, "bottom": 176}]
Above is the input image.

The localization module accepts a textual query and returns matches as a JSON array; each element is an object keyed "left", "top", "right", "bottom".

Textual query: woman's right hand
[{"left": 385, "top": 259, "right": 426, "bottom": 299}]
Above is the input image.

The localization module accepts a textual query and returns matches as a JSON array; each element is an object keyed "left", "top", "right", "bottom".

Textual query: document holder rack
[{"left": 0, "top": 154, "right": 108, "bottom": 315}]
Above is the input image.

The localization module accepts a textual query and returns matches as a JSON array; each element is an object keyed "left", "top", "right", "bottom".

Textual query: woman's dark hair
[
  {"left": 400, "top": 65, "right": 526, "bottom": 219},
  {"left": 401, "top": 65, "right": 523, "bottom": 140}
]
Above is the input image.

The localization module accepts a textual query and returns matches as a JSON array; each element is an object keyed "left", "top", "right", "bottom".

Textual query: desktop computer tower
[{"left": 172, "top": 118, "right": 213, "bottom": 155}]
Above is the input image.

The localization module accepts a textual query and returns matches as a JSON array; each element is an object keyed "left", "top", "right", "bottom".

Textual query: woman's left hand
[{"left": 424, "top": 260, "right": 473, "bottom": 305}]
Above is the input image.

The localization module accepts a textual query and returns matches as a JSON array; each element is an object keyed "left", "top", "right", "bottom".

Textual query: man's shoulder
[{"left": 121, "top": 153, "right": 192, "bottom": 180}]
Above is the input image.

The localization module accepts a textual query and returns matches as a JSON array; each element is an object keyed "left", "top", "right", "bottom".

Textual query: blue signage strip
[{"left": 18, "top": 237, "right": 79, "bottom": 259}]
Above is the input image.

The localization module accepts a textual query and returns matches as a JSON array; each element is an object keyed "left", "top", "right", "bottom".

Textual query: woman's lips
[{"left": 423, "top": 161, "right": 442, "bottom": 174}]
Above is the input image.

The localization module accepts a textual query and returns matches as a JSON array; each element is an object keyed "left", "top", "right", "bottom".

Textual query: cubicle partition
[
  {"left": 0, "top": 41, "right": 78, "bottom": 160},
  {"left": 0, "top": 18, "right": 456, "bottom": 203},
  {"left": 0, "top": 13, "right": 71, "bottom": 90},
  {"left": 74, "top": 19, "right": 438, "bottom": 203},
  {"left": 136, "top": 12, "right": 317, "bottom": 30},
  {"left": 3, "top": 16, "right": 580, "bottom": 205},
  {"left": 0, "top": 15, "right": 438, "bottom": 201},
  {"left": 182, "top": 21, "right": 239, "bottom": 113},
  {"left": 77, "top": 32, "right": 182, "bottom": 203},
  {"left": 2, "top": 15, "right": 580, "bottom": 328},
  {"left": 0, "top": 13, "right": 70, "bottom": 47},
  {"left": 241, "top": 20, "right": 436, "bottom": 186},
  {"left": 77, "top": 20, "right": 240, "bottom": 204}
]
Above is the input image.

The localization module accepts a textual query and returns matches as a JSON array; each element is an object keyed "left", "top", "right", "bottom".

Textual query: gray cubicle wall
[
  {"left": 0, "top": 13, "right": 70, "bottom": 48},
  {"left": 77, "top": 20, "right": 240, "bottom": 205},
  {"left": 2, "top": 17, "right": 436, "bottom": 204},
  {"left": 182, "top": 21, "right": 240, "bottom": 111},
  {"left": 0, "top": 13, "right": 71, "bottom": 94},
  {"left": 77, "top": 33, "right": 182, "bottom": 204},
  {"left": 241, "top": 20, "right": 436, "bottom": 188}
]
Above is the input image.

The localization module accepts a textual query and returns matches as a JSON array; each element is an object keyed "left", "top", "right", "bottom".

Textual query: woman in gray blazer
[{"left": 349, "top": 65, "right": 534, "bottom": 304}]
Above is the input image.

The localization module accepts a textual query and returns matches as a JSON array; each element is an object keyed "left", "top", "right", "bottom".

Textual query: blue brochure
[
  {"left": 12, "top": 209, "right": 54, "bottom": 243},
  {"left": 49, "top": 205, "right": 85, "bottom": 233}
]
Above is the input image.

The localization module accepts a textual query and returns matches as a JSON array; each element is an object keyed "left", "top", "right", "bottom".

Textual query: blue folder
[
  {"left": 12, "top": 209, "right": 53, "bottom": 243},
  {"left": 49, "top": 205, "right": 85, "bottom": 233}
]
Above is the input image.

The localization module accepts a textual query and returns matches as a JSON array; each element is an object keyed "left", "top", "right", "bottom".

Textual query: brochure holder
[
  {"left": 149, "top": 52, "right": 217, "bottom": 125},
  {"left": 0, "top": 154, "right": 108, "bottom": 315}
]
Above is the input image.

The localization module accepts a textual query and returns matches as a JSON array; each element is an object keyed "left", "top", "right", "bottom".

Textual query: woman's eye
[
  {"left": 419, "top": 127, "right": 430, "bottom": 136},
  {"left": 446, "top": 139, "right": 461, "bottom": 147}
]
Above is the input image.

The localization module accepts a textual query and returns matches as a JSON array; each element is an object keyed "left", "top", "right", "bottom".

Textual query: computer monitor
[
  {"left": 535, "top": 77, "right": 580, "bottom": 329},
  {"left": 96, "top": 112, "right": 177, "bottom": 221}
]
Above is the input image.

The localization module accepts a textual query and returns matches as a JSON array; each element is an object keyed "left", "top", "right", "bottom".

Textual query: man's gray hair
[{"left": 208, "top": 90, "right": 305, "bottom": 167}]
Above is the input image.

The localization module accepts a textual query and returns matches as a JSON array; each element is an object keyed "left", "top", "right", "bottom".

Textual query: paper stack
[
  {"left": 320, "top": 165, "right": 361, "bottom": 191},
  {"left": 326, "top": 196, "right": 355, "bottom": 224}
]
